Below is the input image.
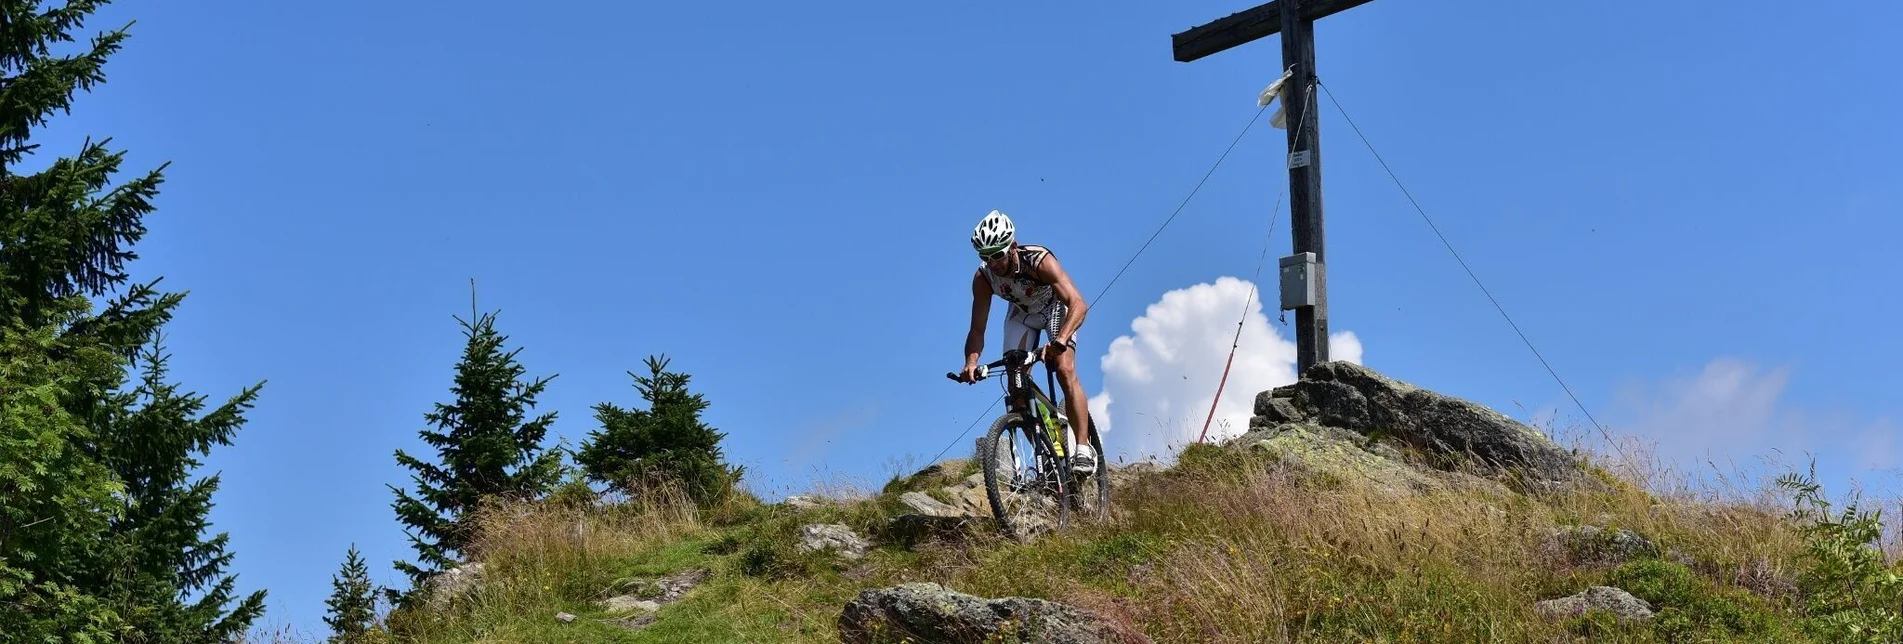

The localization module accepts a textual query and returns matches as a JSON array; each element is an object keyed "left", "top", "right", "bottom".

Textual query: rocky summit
[{"left": 1239, "top": 361, "right": 1592, "bottom": 493}]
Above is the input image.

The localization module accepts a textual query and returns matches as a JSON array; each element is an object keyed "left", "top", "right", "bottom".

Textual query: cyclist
[{"left": 956, "top": 209, "right": 1096, "bottom": 473}]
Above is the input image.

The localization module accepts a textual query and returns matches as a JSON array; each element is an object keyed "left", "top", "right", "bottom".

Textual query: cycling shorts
[{"left": 1002, "top": 303, "right": 1075, "bottom": 354}]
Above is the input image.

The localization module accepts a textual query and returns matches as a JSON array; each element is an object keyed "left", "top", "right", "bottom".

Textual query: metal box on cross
[{"left": 1279, "top": 252, "right": 1318, "bottom": 310}]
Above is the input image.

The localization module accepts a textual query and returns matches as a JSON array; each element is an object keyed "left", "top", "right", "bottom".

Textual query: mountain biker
[{"left": 956, "top": 209, "right": 1096, "bottom": 473}]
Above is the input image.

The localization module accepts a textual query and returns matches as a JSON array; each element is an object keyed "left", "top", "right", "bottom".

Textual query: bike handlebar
[{"left": 945, "top": 349, "right": 1042, "bottom": 384}]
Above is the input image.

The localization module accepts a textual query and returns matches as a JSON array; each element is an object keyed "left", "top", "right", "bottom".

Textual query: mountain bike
[{"left": 947, "top": 344, "right": 1110, "bottom": 541}]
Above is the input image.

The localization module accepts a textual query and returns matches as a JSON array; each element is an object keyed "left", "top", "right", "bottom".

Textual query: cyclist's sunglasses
[{"left": 978, "top": 247, "right": 1010, "bottom": 262}]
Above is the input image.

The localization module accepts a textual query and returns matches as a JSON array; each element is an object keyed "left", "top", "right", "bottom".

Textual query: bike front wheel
[{"left": 977, "top": 412, "right": 1067, "bottom": 541}]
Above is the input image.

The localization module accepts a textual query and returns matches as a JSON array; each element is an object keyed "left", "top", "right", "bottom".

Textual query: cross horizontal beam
[{"left": 1170, "top": 0, "right": 1378, "bottom": 62}]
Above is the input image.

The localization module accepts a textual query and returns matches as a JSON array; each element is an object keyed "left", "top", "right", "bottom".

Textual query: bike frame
[
  {"left": 999, "top": 349, "right": 1061, "bottom": 421},
  {"left": 978, "top": 347, "right": 1073, "bottom": 470}
]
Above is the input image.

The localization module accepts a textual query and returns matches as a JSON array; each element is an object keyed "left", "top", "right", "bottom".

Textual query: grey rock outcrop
[
  {"left": 781, "top": 494, "right": 826, "bottom": 509},
  {"left": 1535, "top": 586, "right": 1655, "bottom": 621},
  {"left": 1230, "top": 422, "right": 1458, "bottom": 496},
  {"left": 1246, "top": 361, "right": 1589, "bottom": 489},
  {"left": 1548, "top": 524, "right": 1660, "bottom": 565},
  {"left": 838, "top": 582, "right": 1147, "bottom": 644},
  {"left": 424, "top": 562, "right": 484, "bottom": 606},
  {"left": 592, "top": 568, "right": 710, "bottom": 632},
  {"left": 646, "top": 568, "right": 710, "bottom": 603},
  {"left": 798, "top": 523, "right": 870, "bottom": 560},
  {"left": 601, "top": 595, "right": 660, "bottom": 614},
  {"left": 900, "top": 491, "right": 964, "bottom": 518}
]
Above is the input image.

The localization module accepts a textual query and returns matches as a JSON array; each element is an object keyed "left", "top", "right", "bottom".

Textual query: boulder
[
  {"left": 1547, "top": 524, "right": 1660, "bottom": 565},
  {"left": 1248, "top": 361, "right": 1587, "bottom": 487},
  {"left": 901, "top": 491, "right": 965, "bottom": 518},
  {"left": 601, "top": 595, "right": 660, "bottom": 614},
  {"left": 424, "top": 562, "right": 484, "bottom": 606},
  {"left": 838, "top": 582, "right": 1147, "bottom": 644},
  {"left": 798, "top": 523, "right": 870, "bottom": 560},
  {"left": 781, "top": 494, "right": 826, "bottom": 509},
  {"left": 1535, "top": 586, "right": 1655, "bottom": 621},
  {"left": 951, "top": 484, "right": 992, "bottom": 517}
]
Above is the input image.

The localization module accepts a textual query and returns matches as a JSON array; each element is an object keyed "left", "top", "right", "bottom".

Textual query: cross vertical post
[
  {"left": 1171, "top": 0, "right": 1376, "bottom": 377},
  {"left": 1279, "top": 0, "right": 1327, "bottom": 375}
]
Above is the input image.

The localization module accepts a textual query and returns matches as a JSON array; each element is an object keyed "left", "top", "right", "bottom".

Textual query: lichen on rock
[
  {"left": 1233, "top": 423, "right": 1444, "bottom": 496},
  {"left": 1239, "top": 361, "right": 1591, "bottom": 492},
  {"left": 838, "top": 582, "right": 1149, "bottom": 643}
]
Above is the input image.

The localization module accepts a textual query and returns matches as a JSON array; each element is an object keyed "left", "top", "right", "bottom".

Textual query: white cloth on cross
[{"left": 1257, "top": 68, "right": 1295, "bottom": 129}]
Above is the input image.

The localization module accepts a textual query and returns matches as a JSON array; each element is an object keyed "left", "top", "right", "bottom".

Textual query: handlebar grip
[{"left": 946, "top": 366, "right": 991, "bottom": 383}]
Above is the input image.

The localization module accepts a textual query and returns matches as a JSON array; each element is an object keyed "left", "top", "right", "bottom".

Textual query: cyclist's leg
[
  {"left": 1000, "top": 311, "right": 1037, "bottom": 412},
  {"left": 1044, "top": 305, "right": 1094, "bottom": 465}
]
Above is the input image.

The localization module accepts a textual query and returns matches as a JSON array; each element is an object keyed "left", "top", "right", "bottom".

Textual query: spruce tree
[
  {"left": 92, "top": 338, "right": 268, "bottom": 641},
  {"left": 389, "top": 309, "right": 564, "bottom": 598},
  {"left": 575, "top": 354, "right": 744, "bottom": 504},
  {"left": 323, "top": 544, "right": 380, "bottom": 643},
  {"left": 1, "top": 1, "right": 266, "bottom": 638}
]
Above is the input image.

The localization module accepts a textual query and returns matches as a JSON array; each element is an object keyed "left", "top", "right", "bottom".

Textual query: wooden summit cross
[{"left": 1172, "top": 0, "right": 1377, "bottom": 376}]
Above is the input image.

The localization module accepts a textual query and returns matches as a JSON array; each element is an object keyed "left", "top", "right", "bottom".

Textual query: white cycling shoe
[{"left": 1070, "top": 442, "right": 1097, "bottom": 474}]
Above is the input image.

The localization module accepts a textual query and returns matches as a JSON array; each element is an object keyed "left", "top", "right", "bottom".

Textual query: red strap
[{"left": 1197, "top": 345, "right": 1241, "bottom": 444}]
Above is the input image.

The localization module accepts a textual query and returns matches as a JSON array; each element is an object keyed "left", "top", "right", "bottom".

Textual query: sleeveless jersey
[{"left": 981, "top": 244, "right": 1058, "bottom": 317}]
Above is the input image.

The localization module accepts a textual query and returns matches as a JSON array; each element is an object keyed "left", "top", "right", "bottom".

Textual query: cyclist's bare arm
[
  {"left": 1032, "top": 255, "right": 1087, "bottom": 344},
  {"left": 962, "top": 269, "right": 992, "bottom": 380}
]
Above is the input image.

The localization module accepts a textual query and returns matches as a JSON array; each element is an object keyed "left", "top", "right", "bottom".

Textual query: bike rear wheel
[
  {"left": 1066, "top": 412, "right": 1112, "bottom": 523},
  {"left": 977, "top": 412, "right": 1067, "bottom": 541}
]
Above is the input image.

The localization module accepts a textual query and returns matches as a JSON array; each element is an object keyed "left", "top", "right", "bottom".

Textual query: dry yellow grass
[
  {"left": 729, "top": 440, "right": 1823, "bottom": 642},
  {"left": 301, "top": 430, "right": 1899, "bottom": 643},
  {"left": 376, "top": 480, "right": 715, "bottom": 642}
]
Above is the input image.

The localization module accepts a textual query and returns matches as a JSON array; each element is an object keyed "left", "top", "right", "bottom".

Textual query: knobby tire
[
  {"left": 1075, "top": 413, "right": 1111, "bottom": 523},
  {"left": 978, "top": 412, "right": 1067, "bottom": 541}
]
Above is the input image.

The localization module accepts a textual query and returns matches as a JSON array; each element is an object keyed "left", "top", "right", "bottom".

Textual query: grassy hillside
[{"left": 255, "top": 430, "right": 1903, "bottom": 643}]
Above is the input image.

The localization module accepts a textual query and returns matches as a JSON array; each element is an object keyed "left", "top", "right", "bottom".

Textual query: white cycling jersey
[{"left": 980, "top": 244, "right": 1075, "bottom": 351}]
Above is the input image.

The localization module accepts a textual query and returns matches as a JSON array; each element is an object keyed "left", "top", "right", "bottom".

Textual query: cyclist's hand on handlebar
[{"left": 945, "top": 361, "right": 993, "bottom": 384}]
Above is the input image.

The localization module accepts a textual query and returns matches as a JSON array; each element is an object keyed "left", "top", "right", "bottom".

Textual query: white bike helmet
[{"left": 971, "top": 209, "right": 1015, "bottom": 256}]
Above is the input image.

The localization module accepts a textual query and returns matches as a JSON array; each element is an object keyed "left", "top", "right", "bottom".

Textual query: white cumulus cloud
[{"left": 1088, "top": 277, "right": 1361, "bottom": 465}]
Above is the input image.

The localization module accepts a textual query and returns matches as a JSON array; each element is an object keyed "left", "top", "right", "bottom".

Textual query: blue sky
[{"left": 34, "top": 0, "right": 1903, "bottom": 634}]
